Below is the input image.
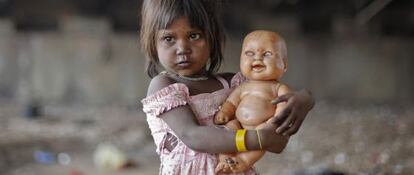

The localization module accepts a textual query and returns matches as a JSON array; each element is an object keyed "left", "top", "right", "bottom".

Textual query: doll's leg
[
  {"left": 225, "top": 150, "right": 265, "bottom": 173},
  {"left": 215, "top": 119, "right": 241, "bottom": 174},
  {"left": 220, "top": 123, "right": 268, "bottom": 173}
]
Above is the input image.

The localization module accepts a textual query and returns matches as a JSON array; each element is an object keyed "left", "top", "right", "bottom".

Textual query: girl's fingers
[
  {"left": 283, "top": 116, "right": 302, "bottom": 136},
  {"left": 272, "top": 100, "right": 293, "bottom": 124},
  {"left": 271, "top": 93, "right": 292, "bottom": 105},
  {"left": 275, "top": 110, "right": 295, "bottom": 134}
]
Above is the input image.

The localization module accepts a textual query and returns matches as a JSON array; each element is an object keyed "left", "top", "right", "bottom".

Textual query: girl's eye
[
  {"left": 189, "top": 33, "right": 201, "bottom": 40},
  {"left": 245, "top": 51, "right": 254, "bottom": 57},
  {"left": 162, "top": 36, "right": 174, "bottom": 43},
  {"left": 163, "top": 36, "right": 173, "bottom": 42},
  {"left": 264, "top": 51, "right": 273, "bottom": 57}
]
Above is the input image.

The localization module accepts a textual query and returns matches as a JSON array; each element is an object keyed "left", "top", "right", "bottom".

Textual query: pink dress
[{"left": 141, "top": 73, "right": 257, "bottom": 175}]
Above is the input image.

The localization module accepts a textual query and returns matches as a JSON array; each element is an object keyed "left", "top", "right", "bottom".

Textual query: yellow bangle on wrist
[{"left": 236, "top": 129, "right": 248, "bottom": 152}]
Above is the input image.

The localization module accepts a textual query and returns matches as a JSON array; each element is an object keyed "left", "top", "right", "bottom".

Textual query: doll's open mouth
[{"left": 252, "top": 64, "right": 265, "bottom": 71}]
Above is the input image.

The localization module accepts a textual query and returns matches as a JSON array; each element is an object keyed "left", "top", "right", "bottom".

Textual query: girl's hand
[
  {"left": 270, "top": 89, "right": 314, "bottom": 136},
  {"left": 259, "top": 123, "right": 289, "bottom": 154}
]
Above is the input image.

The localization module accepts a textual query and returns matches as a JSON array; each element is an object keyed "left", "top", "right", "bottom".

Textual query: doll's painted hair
[{"left": 140, "top": 0, "right": 226, "bottom": 78}]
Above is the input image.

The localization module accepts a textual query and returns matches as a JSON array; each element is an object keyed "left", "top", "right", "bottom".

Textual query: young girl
[{"left": 140, "top": 0, "right": 314, "bottom": 174}]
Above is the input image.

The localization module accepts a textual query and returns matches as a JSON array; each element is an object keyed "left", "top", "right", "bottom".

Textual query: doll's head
[
  {"left": 140, "top": 0, "right": 225, "bottom": 78},
  {"left": 240, "top": 30, "right": 288, "bottom": 81}
]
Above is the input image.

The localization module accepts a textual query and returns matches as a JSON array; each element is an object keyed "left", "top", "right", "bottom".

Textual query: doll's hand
[
  {"left": 214, "top": 101, "right": 236, "bottom": 125},
  {"left": 271, "top": 89, "right": 314, "bottom": 136},
  {"left": 214, "top": 111, "right": 231, "bottom": 125}
]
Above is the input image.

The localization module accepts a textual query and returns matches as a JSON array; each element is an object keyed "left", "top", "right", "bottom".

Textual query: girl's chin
[
  {"left": 178, "top": 72, "right": 198, "bottom": 77},
  {"left": 176, "top": 69, "right": 205, "bottom": 76},
  {"left": 173, "top": 70, "right": 194, "bottom": 76}
]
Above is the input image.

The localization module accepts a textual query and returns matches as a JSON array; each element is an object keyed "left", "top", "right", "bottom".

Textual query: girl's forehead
[{"left": 158, "top": 16, "right": 202, "bottom": 33}]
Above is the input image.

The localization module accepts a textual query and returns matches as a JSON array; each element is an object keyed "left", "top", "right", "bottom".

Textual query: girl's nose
[{"left": 176, "top": 40, "right": 191, "bottom": 55}]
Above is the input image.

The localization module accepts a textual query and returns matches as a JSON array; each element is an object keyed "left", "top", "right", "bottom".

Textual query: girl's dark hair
[{"left": 140, "top": 0, "right": 226, "bottom": 78}]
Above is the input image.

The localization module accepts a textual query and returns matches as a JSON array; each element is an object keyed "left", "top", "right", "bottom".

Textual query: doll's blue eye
[{"left": 245, "top": 51, "right": 254, "bottom": 57}]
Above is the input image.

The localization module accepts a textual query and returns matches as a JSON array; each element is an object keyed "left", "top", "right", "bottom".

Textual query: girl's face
[{"left": 156, "top": 16, "right": 210, "bottom": 77}]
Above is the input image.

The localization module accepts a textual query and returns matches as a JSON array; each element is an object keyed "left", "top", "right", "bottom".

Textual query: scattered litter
[
  {"left": 58, "top": 152, "right": 71, "bottom": 165},
  {"left": 69, "top": 169, "right": 83, "bottom": 175},
  {"left": 93, "top": 143, "right": 131, "bottom": 170},
  {"left": 33, "top": 150, "right": 55, "bottom": 164},
  {"left": 378, "top": 151, "right": 390, "bottom": 164},
  {"left": 23, "top": 103, "right": 43, "bottom": 119},
  {"left": 334, "top": 152, "right": 346, "bottom": 165},
  {"left": 393, "top": 164, "right": 403, "bottom": 174}
]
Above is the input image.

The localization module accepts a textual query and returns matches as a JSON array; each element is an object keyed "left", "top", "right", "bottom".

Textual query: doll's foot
[
  {"left": 225, "top": 157, "right": 250, "bottom": 173},
  {"left": 215, "top": 161, "right": 232, "bottom": 174}
]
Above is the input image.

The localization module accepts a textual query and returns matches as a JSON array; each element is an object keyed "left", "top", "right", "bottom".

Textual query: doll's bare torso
[{"left": 235, "top": 81, "right": 280, "bottom": 129}]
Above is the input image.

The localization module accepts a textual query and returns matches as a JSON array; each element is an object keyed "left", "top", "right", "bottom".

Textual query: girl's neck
[{"left": 160, "top": 71, "right": 210, "bottom": 81}]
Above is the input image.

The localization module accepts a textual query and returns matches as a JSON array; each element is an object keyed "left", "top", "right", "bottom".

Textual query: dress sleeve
[
  {"left": 141, "top": 83, "right": 190, "bottom": 117},
  {"left": 230, "top": 72, "right": 248, "bottom": 88}
]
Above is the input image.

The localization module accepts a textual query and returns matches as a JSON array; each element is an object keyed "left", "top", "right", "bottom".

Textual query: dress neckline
[{"left": 171, "top": 74, "right": 230, "bottom": 97}]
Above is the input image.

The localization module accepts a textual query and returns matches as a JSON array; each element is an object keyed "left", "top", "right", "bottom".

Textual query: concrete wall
[
  {"left": 0, "top": 16, "right": 413, "bottom": 105},
  {"left": 1, "top": 17, "right": 150, "bottom": 105}
]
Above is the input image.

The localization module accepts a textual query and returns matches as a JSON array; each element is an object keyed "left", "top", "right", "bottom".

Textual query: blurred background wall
[{"left": 0, "top": 0, "right": 413, "bottom": 106}]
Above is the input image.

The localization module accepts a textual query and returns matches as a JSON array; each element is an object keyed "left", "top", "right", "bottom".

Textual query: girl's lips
[
  {"left": 176, "top": 55, "right": 192, "bottom": 68},
  {"left": 177, "top": 61, "right": 191, "bottom": 68}
]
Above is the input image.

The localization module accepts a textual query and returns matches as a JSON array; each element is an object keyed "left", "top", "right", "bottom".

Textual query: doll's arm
[
  {"left": 214, "top": 101, "right": 236, "bottom": 125},
  {"left": 273, "top": 84, "right": 292, "bottom": 127},
  {"left": 214, "top": 86, "right": 242, "bottom": 125}
]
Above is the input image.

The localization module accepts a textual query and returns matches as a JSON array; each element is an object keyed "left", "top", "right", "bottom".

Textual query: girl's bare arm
[{"left": 147, "top": 75, "right": 286, "bottom": 154}]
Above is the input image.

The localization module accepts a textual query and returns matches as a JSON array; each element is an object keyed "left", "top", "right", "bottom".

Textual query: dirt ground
[{"left": 1, "top": 101, "right": 413, "bottom": 175}]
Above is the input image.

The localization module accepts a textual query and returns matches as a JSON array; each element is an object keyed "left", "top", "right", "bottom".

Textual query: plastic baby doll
[{"left": 214, "top": 30, "right": 292, "bottom": 173}]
